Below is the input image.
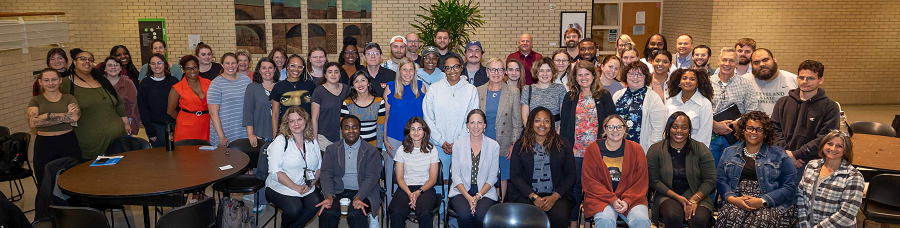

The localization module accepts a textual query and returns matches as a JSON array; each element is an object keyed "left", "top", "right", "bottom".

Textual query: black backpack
[{"left": 0, "top": 136, "right": 27, "bottom": 175}]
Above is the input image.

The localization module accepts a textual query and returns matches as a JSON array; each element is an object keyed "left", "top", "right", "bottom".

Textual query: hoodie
[{"left": 771, "top": 88, "right": 840, "bottom": 162}]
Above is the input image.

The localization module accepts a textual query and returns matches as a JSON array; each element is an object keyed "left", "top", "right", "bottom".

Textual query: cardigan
[
  {"left": 613, "top": 87, "right": 667, "bottom": 154},
  {"left": 646, "top": 139, "right": 717, "bottom": 223},
  {"left": 319, "top": 137, "right": 384, "bottom": 211},
  {"left": 477, "top": 83, "right": 522, "bottom": 154},
  {"left": 449, "top": 134, "right": 501, "bottom": 201},
  {"left": 508, "top": 138, "right": 577, "bottom": 202},
  {"left": 582, "top": 139, "right": 648, "bottom": 217},
  {"left": 560, "top": 90, "right": 617, "bottom": 154},
  {"left": 797, "top": 159, "right": 864, "bottom": 228}
]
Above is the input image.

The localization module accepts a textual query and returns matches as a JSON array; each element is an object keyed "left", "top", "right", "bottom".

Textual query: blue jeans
[
  {"left": 709, "top": 135, "right": 734, "bottom": 166},
  {"left": 592, "top": 204, "right": 651, "bottom": 228}
]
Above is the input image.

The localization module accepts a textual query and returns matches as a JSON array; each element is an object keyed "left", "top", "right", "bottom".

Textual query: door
[{"left": 621, "top": 2, "right": 661, "bottom": 58}]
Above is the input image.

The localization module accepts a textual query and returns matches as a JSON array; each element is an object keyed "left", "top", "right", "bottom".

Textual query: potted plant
[{"left": 411, "top": 0, "right": 484, "bottom": 55}]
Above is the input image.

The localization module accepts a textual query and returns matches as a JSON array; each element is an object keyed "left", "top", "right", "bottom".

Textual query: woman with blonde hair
[
  {"left": 265, "top": 106, "right": 323, "bottom": 228},
  {"left": 617, "top": 34, "right": 637, "bottom": 58},
  {"left": 796, "top": 130, "right": 864, "bottom": 227},
  {"left": 476, "top": 57, "right": 522, "bottom": 201}
]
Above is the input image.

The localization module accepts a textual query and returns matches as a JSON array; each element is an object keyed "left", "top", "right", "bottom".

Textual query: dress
[{"left": 173, "top": 78, "right": 212, "bottom": 142}]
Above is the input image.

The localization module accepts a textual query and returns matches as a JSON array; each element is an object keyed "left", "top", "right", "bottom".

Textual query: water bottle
[{"left": 165, "top": 122, "right": 175, "bottom": 151}]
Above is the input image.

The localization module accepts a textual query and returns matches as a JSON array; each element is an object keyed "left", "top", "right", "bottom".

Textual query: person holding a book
[{"left": 709, "top": 47, "right": 757, "bottom": 165}]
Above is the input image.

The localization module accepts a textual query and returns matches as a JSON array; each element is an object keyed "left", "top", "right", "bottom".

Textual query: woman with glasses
[
  {"left": 61, "top": 49, "right": 128, "bottom": 160},
  {"left": 167, "top": 55, "right": 211, "bottom": 142},
  {"left": 449, "top": 109, "right": 500, "bottom": 228},
  {"left": 520, "top": 57, "right": 567, "bottom": 126},
  {"left": 99, "top": 56, "right": 140, "bottom": 136},
  {"left": 139, "top": 39, "right": 183, "bottom": 80},
  {"left": 423, "top": 54, "right": 479, "bottom": 192},
  {"left": 339, "top": 37, "right": 364, "bottom": 85},
  {"left": 666, "top": 69, "right": 714, "bottom": 147},
  {"left": 647, "top": 112, "right": 716, "bottom": 228},
  {"left": 796, "top": 130, "right": 864, "bottom": 228},
  {"left": 599, "top": 55, "right": 625, "bottom": 94},
  {"left": 29, "top": 68, "right": 82, "bottom": 186},
  {"left": 311, "top": 62, "right": 349, "bottom": 151},
  {"left": 307, "top": 47, "right": 328, "bottom": 82},
  {"left": 98, "top": 45, "right": 139, "bottom": 87},
  {"left": 139, "top": 54, "right": 179, "bottom": 147},
  {"left": 583, "top": 114, "right": 651, "bottom": 228},
  {"left": 616, "top": 35, "right": 636, "bottom": 58},
  {"left": 208, "top": 53, "right": 251, "bottom": 147},
  {"left": 613, "top": 62, "right": 667, "bottom": 153},
  {"left": 416, "top": 46, "right": 444, "bottom": 89},
  {"left": 195, "top": 43, "right": 222, "bottom": 80},
  {"left": 716, "top": 111, "right": 798, "bottom": 228},
  {"left": 270, "top": 55, "right": 317, "bottom": 139},
  {"left": 476, "top": 57, "right": 522, "bottom": 201},
  {"left": 551, "top": 50, "right": 573, "bottom": 91},
  {"left": 508, "top": 107, "right": 577, "bottom": 228}
]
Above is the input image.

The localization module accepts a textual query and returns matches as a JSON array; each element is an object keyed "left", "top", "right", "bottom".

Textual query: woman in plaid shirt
[{"left": 796, "top": 130, "right": 865, "bottom": 228}]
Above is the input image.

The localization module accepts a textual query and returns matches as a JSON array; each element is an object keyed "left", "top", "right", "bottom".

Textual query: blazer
[
  {"left": 320, "top": 137, "right": 384, "bottom": 211},
  {"left": 582, "top": 139, "right": 648, "bottom": 217},
  {"left": 449, "top": 134, "right": 501, "bottom": 201},
  {"left": 612, "top": 86, "right": 667, "bottom": 154},
  {"left": 508, "top": 138, "right": 577, "bottom": 202},
  {"left": 717, "top": 141, "right": 797, "bottom": 212},
  {"left": 646, "top": 139, "right": 717, "bottom": 223},
  {"left": 477, "top": 83, "right": 522, "bottom": 154},
  {"left": 559, "top": 90, "right": 617, "bottom": 151}
]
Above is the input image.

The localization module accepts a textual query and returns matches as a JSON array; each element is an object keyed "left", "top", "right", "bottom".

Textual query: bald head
[{"left": 519, "top": 34, "right": 533, "bottom": 53}]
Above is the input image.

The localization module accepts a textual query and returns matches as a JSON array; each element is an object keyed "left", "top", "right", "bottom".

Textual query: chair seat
[
  {"left": 447, "top": 207, "right": 456, "bottom": 217},
  {"left": 865, "top": 200, "right": 900, "bottom": 224},
  {"left": 212, "top": 175, "right": 264, "bottom": 193},
  {"left": 0, "top": 169, "right": 32, "bottom": 181}
]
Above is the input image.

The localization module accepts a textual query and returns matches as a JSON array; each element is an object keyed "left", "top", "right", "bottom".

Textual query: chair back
[
  {"left": 892, "top": 115, "right": 900, "bottom": 138},
  {"left": 156, "top": 197, "right": 216, "bottom": 228},
  {"left": 49, "top": 205, "right": 111, "bottom": 228},
  {"left": 850, "top": 121, "right": 897, "bottom": 137},
  {"left": 0, "top": 126, "right": 9, "bottom": 137},
  {"left": 174, "top": 139, "right": 212, "bottom": 146},
  {"left": 227, "top": 138, "right": 261, "bottom": 169},
  {"left": 868, "top": 174, "right": 900, "bottom": 208},
  {"left": 106, "top": 136, "right": 151, "bottom": 155},
  {"left": 483, "top": 203, "right": 550, "bottom": 228}
]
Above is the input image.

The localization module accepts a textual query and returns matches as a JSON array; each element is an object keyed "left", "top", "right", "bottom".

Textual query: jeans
[
  {"left": 592, "top": 204, "right": 651, "bottom": 228},
  {"left": 571, "top": 157, "right": 584, "bottom": 221},
  {"left": 709, "top": 135, "right": 735, "bottom": 166}
]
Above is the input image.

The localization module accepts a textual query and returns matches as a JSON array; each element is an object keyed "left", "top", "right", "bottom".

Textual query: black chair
[
  {"left": 0, "top": 126, "right": 9, "bottom": 137},
  {"left": 850, "top": 121, "right": 897, "bottom": 137},
  {"left": 31, "top": 218, "right": 52, "bottom": 228},
  {"left": 483, "top": 203, "right": 550, "bottom": 228},
  {"left": 213, "top": 138, "right": 265, "bottom": 227},
  {"left": 49, "top": 205, "right": 111, "bottom": 228},
  {"left": 862, "top": 173, "right": 900, "bottom": 228},
  {"left": 1, "top": 132, "right": 37, "bottom": 203},
  {"left": 389, "top": 160, "right": 443, "bottom": 227},
  {"left": 105, "top": 135, "right": 151, "bottom": 155},
  {"left": 156, "top": 198, "right": 216, "bottom": 228},
  {"left": 174, "top": 139, "right": 212, "bottom": 146},
  {"left": 892, "top": 115, "right": 900, "bottom": 138}
]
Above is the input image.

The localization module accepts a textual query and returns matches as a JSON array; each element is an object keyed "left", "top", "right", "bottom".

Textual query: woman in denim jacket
[{"left": 716, "top": 111, "right": 798, "bottom": 228}]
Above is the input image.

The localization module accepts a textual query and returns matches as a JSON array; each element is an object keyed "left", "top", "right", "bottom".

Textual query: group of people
[{"left": 25, "top": 27, "right": 864, "bottom": 228}]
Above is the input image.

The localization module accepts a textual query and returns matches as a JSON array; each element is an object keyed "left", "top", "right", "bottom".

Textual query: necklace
[
  {"left": 672, "top": 144, "right": 684, "bottom": 154},
  {"left": 743, "top": 147, "right": 759, "bottom": 158},
  {"left": 288, "top": 80, "right": 299, "bottom": 89}
]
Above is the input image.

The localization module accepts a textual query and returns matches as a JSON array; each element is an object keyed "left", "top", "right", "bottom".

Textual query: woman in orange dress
[{"left": 167, "top": 55, "right": 212, "bottom": 142}]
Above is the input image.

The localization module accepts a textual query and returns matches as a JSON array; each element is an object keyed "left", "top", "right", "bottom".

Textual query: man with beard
[
  {"left": 641, "top": 34, "right": 667, "bottom": 72},
  {"left": 771, "top": 60, "right": 839, "bottom": 173},
  {"left": 673, "top": 34, "right": 693, "bottom": 69},
  {"left": 406, "top": 32, "right": 422, "bottom": 65},
  {"left": 690, "top": 45, "right": 712, "bottom": 74},
  {"left": 564, "top": 28, "right": 582, "bottom": 62},
  {"left": 741, "top": 48, "right": 797, "bottom": 114},
  {"left": 576, "top": 39, "right": 599, "bottom": 68},
  {"left": 709, "top": 47, "right": 757, "bottom": 165},
  {"left": 716, "top": 38, "right": 755, "bottom": 76},
  {"left": 507, "top": 33, "right": 543, "bottom": 85},
  {"left": 434, "top": 29, "right": 461, "bottom": 70},
  {"left": 461, "top": 40, "right": 488, "bottom": 86},
  {"left": 381, "top": 36, "right": 410, "bottom": 72}
]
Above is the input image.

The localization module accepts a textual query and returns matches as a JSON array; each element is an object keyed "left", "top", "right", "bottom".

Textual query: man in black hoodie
[{"left": 771, "top": 60, "right": 839, "bottom": 171}]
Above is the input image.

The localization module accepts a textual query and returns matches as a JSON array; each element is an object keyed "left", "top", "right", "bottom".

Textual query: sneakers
[{"left": 252, "top": 204, "right": 266, "bottom": 213}]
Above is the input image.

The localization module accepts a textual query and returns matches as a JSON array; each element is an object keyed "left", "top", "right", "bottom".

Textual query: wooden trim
[{"left": 0, "top": 12, "right": 66, "bottom": 17}]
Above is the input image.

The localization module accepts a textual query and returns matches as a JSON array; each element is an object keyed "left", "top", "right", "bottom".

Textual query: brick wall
[{"left": 664, "top": 0, "right": 900, "bottom": 105}]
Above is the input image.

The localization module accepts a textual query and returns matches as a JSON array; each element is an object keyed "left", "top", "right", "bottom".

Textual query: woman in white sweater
[
  {"left": 449, "top": 109, "right": 500, "bottom": 228},
  {"left": 422, "top": 55, "right": 479, "bottom": 179},
  {"left": 613, "top": 62, "right": 667, "bottom": 153}
]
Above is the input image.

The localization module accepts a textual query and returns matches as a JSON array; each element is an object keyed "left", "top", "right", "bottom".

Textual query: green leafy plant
[{"left": 411, "top": 0, "right": 484, "bottom": 55}]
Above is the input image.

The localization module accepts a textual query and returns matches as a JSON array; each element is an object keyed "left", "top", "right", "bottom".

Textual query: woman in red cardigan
[{"left": 582, "top": 114, "right": 651, "bottom": 228}]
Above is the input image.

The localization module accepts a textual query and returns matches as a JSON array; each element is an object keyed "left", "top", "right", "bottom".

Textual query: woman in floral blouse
[{"left": 612, "top": 62, "right": 667, "bottom": 154}]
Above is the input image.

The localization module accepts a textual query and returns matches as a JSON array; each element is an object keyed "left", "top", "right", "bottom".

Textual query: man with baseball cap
[
  {"left": 461, "top": 40, "right": 488, "bottom": 86},
  {"left": 381, "top": 35, "right": 415, "bottom": 72}
]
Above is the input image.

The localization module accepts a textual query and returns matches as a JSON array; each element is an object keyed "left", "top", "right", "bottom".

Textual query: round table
[
  {"left": 851, "top": 133, "right": 900, "bottom": 172},
  {"left": 58, "top": 146, "right": 249, "bottom": 227}
]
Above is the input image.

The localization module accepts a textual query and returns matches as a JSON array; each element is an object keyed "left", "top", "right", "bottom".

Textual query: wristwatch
[{"left": 761, "top": 198, "right": 769, "bottom": 207}]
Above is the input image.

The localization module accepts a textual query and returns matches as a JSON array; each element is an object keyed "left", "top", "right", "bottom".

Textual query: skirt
[{"left": 715, "top": 180, "right": 797, "bottom": 228}]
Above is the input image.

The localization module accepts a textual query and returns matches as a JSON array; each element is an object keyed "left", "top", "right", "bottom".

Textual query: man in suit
[{"left": 317, "top": 115, "right": 384, "bottom": 228}]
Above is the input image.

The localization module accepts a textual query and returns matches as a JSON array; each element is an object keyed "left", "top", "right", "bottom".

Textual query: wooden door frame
[{"left": 590, "top": 0, "right": 664, "bottom": 56}]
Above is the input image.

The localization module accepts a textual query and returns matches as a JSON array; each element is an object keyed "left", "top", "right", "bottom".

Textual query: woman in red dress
[{"left": 167, "top": 55, "right": 212, "bottom": 142}]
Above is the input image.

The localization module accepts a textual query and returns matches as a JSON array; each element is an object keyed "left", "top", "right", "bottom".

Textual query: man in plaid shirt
[{"left": 709, "top": 47, "right": 758, "bottom": 165}]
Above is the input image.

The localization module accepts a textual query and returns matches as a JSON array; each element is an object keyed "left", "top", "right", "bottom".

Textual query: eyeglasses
[
  {"left": 183, "top": 66, "right": 199, "bottom": 71},
  {"left": 106, "top": 63, "right": 121, "bottom": 68},
  {"left": 554, "top": 59, "right": 569, "bottom": 64},
  {"left": 149, "top": 61, "right": 165, "bottom": 66},
  {"left": 288, "top": 64, "right": 305, "bottom": 70},
  {"left": 744, "top": 126, "right": 764, "bottom": 133},
  {"left": 605, "top": 125, "right": 625, "bottom": 131},
  {"left": 487, "top": 68, "right": 505, "bottom": 73},
  {"left": 627, "top": 72, "right": 644, "bottom": 78},
  {"left": 443, "top": 65, "right": 462, "bottom": 71},
  {"left": 366, "top": 52, "right": 380, "bottom": 56},
  {"left": 77, "top": 57, "right": 95, "bottom": 63}
]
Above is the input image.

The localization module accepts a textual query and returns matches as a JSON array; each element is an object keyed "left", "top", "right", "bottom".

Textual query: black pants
[
  {"left": 511, "top": 193, "right": 574, "bottom": 228},
  {"left": 389, "top": 185, "right": 437, "bottom": 228},
  {"left": 449, "top": 184, "right": 496, "bottom": 228},
  {"left": 33, "top": 131, "right": 82, "bottom": 187},
  {"left": 659, "top": 198, "right": 712, "bottom": 228},
  {"left": 265, "top": 187, "right": 320, "bottom": 228},
  {"left": 320, "top": 190, "right": 371, "bottom": 228}
]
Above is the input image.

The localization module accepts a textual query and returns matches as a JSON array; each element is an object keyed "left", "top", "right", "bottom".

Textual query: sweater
[
  {"left": 508, "top": 138, "right": 577, "bottom": 201},
  {"left": 422, "top": 78, "right": 479, "bottom": 145},
  {"left": 646, "top": 139, "right": 717, "bottom": 223},
  {"left": 771, "top": 88, "right": 840, "bottom": 162},
  {"left": 582, "top": 139, "right": 648, "bottom": 216},
  {"left": 137, "top": 76, "right": 179, "bottom": 138}
]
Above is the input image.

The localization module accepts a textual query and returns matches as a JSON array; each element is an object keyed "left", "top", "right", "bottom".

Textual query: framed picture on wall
[{"left": 560, "top": 11, "right": 587, "bottom": 45}]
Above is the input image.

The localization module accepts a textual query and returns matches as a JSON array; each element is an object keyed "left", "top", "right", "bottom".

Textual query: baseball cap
[
  {"left": 421, "top": 46, "right": 438, "bottom": 56},
  {"left": 465, "top": 40, "right": 483, "bottom": 52},
  {"left": 389, "top": 36, "right": 407, "bottom": 45}
]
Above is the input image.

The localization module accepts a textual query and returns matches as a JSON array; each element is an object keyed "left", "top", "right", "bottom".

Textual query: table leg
[{"left": 144, "top": 206, "right": 151, "bottom": 228}]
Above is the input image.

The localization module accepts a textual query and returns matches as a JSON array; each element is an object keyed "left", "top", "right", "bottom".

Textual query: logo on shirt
[{"left": 381, "top": 83, "right": 387, "bottom": 88}]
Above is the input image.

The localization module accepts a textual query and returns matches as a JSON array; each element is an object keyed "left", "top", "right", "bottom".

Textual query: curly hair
[
  {"left": 667, "top": 68, "right": 714, "bottom": 101},
  {"left": 620, "top": 61, "right": 652, "bottom": 87},
  {"left": 530, "top": 57, "right": 557, "bottom": 83},
  {"left": 278, "top": 106, "right": 315, "bottom": 143},
  {"left": 734, "top": 111, "right": 776, "bottom": 145}
]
